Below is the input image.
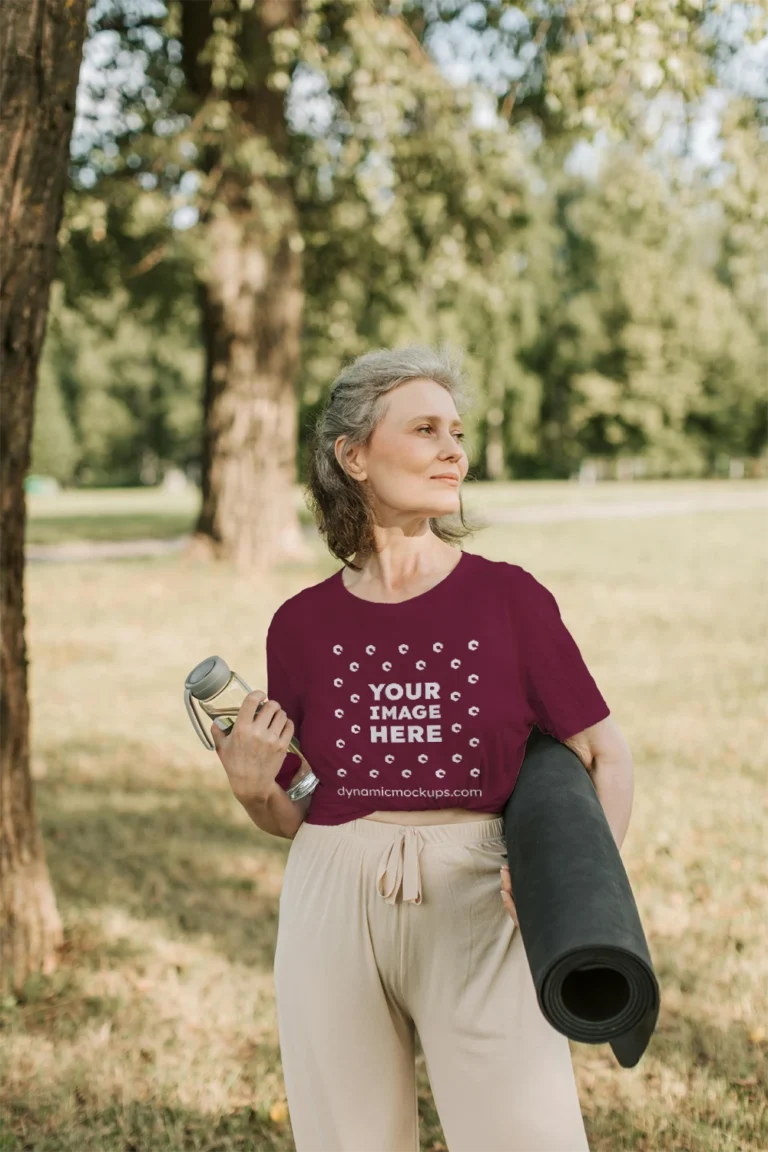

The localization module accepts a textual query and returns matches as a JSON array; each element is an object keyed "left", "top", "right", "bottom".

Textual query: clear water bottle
[{"left": 184, "top": 655, "right": 318, "bottom": 802}]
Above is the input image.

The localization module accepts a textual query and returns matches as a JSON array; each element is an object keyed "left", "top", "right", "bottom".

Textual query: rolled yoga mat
[{"left": 502, "top": 726, "right": 660, "bottom": 1069}]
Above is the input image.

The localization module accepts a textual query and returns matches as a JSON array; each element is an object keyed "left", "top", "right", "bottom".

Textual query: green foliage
[
  {"left": 528, "top": 151, "right": 766, "bottom": 476},
  {"left": 31, "top": 346, "right": 80, "bottom": 485},
  {"left": 36, "top": 0, "right": 768, "bottom": 486},
  {"left": 36, "top": 283, "right": 203, "bottom": 486}
]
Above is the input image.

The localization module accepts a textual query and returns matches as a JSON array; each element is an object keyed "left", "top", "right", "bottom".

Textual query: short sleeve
[
  {"left": 265, "top": 617, "right": 304, "bottom": 792},
  {"left": 516, "top": 570, "right": 610, "bottom": 742}
]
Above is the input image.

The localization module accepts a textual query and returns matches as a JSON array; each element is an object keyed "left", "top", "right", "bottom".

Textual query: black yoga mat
[{"left": 502, "top": 726, "right": 660, "bottom": 1069}]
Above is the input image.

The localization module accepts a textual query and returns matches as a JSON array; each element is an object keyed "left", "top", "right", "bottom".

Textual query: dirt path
[{"left": 25, "top": 489, "right": 767, "bottom": 562}]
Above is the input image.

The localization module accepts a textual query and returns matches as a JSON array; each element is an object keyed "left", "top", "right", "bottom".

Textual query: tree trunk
[
  {"left": 0, "top": 0, "right": 89, "bottom": 994},
  {"left": 194, "top": 209, "right": 309, "bottom": 573},
  {"left": 180, "top": 0, "right": 312, "bottom": 575}
]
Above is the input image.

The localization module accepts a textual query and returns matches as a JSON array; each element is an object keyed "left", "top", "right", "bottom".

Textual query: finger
[
  {"left": 500, "top": 891, "right": 517, "bottom": 923},
  {"left": 230, "top": 691, "right": 268, "bottom": 735},
  {"left": 248, "top": 695, "right": 281, "bottom": 730}
]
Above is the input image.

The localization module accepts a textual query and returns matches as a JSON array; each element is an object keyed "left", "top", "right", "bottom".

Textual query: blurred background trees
[{"left": 33, "top": 0, "right": 768, "bottom": 535}]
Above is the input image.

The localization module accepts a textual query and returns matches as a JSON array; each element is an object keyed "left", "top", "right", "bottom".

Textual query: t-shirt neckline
[{"left": 333, "top": 549, "right": 472, "bottom": 609}]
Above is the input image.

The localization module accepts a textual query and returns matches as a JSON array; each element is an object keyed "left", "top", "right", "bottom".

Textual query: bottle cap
[{"left": 185, "top": 655, "right": 231, "bottom": 701}]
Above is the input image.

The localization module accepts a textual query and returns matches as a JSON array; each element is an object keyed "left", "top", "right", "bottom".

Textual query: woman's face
[{"left": 337, "top": 377, "right": 469, "bottom": 522}]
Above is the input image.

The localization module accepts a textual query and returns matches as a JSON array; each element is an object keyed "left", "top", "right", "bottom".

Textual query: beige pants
[{"left": 274, "top": 816, "right": 590, "bottom": 1152}]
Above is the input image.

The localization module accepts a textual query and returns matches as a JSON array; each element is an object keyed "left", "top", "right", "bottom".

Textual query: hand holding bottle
[{"left": 210, "top": 689, "right": 294, "bottom": 805}]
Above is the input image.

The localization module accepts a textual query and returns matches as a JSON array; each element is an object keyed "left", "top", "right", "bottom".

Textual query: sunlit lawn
[
  {"left": 24, "top": 478, "right": 764, "bottom": 545},
  {"left": 2, "top": 482, "right": 767, "bottom": 1151}
]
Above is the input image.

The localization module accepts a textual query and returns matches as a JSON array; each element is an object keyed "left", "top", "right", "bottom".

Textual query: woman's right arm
[
  {"left": 210, "top": 689, "right": 311, "bottom": 840},
  {"left": 239, "top": 777, "right": 311, "bottom": 840}
]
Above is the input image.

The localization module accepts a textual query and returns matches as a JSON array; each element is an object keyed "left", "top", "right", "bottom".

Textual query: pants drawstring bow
[{"left": 375, "top": 825, "right": 425, "bottom": 905}]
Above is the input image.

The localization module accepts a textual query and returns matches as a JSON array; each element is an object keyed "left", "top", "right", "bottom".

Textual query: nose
[{"left": 375, "top": 826, "right": 425, "bottom": 904}]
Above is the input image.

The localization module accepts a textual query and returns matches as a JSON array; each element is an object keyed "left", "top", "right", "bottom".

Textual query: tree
[
  {"left": 70, "top": 0, "right": 548, "bottom": 564},
  {"left": 51, "top": 0, "right": 768, "bottom": 509},
  {"left": 538, "top": 150, "right": 765, "bottom": 477},
  {"left": 177, "top": 0, "right": 312, "bottom": 572},
  {"left": 0, "top": 0, "right": 90, "bottom": 994}
]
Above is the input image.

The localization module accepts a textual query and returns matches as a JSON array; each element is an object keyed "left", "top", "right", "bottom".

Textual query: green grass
[
  {"left": 3, "top": 482, "right": 767, "bottom": 1151},
  {"left": 25, "top": 478, "right": 765, "bottom": 545},
  {"left": 25, "top": 488, "right": 200, "bottom": 545}
]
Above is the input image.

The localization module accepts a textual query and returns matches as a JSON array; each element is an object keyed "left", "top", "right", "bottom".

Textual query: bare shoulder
[{"left": 562, "top": 715, "right": 632, "bottom": 771}]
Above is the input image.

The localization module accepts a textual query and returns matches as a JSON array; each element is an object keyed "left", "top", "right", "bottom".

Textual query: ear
[{"left": 338, "top": 436, "right": 366, "bottom": 482}]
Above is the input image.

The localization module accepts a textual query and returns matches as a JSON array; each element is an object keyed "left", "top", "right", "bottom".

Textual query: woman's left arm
[{"left": 563, "top": 715, "right": 634, "bottom": 852}]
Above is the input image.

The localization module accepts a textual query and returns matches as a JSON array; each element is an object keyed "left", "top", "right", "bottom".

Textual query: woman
[{"left": 212, "top": 345, "right": 617, "bottom": 1151}]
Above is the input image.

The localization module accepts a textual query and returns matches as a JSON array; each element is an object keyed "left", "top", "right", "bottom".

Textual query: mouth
[{"left": 431, "top": 475, "right": 459, "bottom": 485}]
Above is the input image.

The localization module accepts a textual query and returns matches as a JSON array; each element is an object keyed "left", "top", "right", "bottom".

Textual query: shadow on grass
[
  {"left": 652, "top": 952, "right": 766, "bottom": 1076},
  {"left": 1, "top": 1079, "right": 296, "bottom": 1152},
  {"left": 37, "top": 745, "right": 291, "bottom": 971},
  {"left": 25, "top": 745, "right": 766, "bottom": 1152},
  {"left": 25, "top": 512, "right": 196, "bottom": 546},
  {"left": 25, "top": 504, "right": 317, "bottom": 547}
]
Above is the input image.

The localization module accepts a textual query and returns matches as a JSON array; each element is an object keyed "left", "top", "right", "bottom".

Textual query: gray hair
[{"left": 304, "top": 343, "right": 488, "bottom": 571}]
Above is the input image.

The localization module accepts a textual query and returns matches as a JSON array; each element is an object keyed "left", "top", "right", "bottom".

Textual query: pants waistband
[{"left": 302, "top": 816, "right": 505, "bottom": 906}]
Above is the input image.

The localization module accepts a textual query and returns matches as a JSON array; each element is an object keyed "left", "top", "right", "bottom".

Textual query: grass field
[
  {"left": 24, "top": 478, "right": 765, "bottom": 544},
  {"left": 3, "top": 481, "right": 767, "bottom": 1151}
]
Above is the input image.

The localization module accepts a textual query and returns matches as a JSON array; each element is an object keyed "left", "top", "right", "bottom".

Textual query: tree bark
[
  {"left": 194, "top": 207, "right": 308, "bottom": 572},
  {"left": 180, "top": 0, "right": 312, "bottom": 575},
  {"left": 0, "top": 0, "right": 89, "bottom": 994}
]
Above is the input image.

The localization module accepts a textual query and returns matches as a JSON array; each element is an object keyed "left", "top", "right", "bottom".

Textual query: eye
[{"left": 418, "top": 425, "right": 465, "bottom": 441}]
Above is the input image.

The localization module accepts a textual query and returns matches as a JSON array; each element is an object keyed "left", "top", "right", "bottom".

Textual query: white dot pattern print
[
  {"left": 266, "top": 552, "right": 614, "bottom": 824},
  {"left": 329, "top": 637, "right": 483, "bottom": 781}
]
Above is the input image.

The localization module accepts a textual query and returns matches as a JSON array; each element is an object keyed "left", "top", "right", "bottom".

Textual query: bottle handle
[{"left": 185, "top": 687, "right": 215, "bottom": 750}]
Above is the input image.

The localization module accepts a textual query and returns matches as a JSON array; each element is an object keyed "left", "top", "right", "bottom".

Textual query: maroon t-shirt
[{"left": 266, "top": 549, "right": 610, "bottom": 826}]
